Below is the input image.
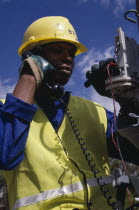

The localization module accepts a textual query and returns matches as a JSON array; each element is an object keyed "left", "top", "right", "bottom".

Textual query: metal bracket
[{"left": 124, "top": 9, "right": 139, "bottom": 23}]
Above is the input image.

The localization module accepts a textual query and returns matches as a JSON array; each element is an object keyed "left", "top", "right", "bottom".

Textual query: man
[{"left": 0, "top": 16, "right": 139, "bottom": 210}]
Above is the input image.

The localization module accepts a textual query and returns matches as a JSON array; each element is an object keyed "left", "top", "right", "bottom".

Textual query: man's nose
[{"left": 62, "top": 49, "right": 73, "bottom": 63}]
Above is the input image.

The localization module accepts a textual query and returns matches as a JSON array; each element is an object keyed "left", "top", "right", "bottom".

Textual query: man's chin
[
  {"left": 44, "top": 73, "right": 70, "bottom": 87},
  {"left": 55, "top": 76, "right": 70, "bottom": 86}
]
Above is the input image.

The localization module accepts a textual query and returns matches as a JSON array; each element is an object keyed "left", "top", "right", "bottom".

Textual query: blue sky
[{"left": 0, "top": 0, "right": 138, "bottom": 111}]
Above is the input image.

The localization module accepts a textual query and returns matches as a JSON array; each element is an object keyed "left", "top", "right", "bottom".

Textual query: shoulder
[
  {"left": 69, "top": 95, "right": 108, "bottom": 131},
  {"left": 70, "top": 95, "right": 105, "bottom": 109},
  {"left": 69, "top": 95, "right": 108, "bottom": 122}
]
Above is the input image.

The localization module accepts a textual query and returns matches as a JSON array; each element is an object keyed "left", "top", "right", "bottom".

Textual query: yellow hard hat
[{"left": 18, "top": 16, "right": 88, "bottom": 56}]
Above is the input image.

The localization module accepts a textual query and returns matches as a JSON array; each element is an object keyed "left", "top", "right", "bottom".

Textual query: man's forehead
[{"left": 43, "top": 42, "right": 77, "bottom": 51}]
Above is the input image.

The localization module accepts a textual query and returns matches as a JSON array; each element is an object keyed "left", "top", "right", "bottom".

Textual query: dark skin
[
  {"left": 42, "top": 42, "right": 76, "bottom": 86},
  {"left": 13, "top": 74, "right": 36, "bottom": 104},
  {"left": 13, "top": 42, "right": 76, "bottom": 104}
]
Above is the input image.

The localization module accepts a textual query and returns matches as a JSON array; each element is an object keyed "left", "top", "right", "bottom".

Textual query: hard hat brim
[{"left": 18, "top": 37, "right": 88, "bottom": 56}]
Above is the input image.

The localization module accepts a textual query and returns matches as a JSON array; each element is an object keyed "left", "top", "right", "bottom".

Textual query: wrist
[
  {"left": 13, "top": 74, "right": 37, "bottom": 104},
  {"left": 20, "top": 73, "right": 36, "bottom": 83}
]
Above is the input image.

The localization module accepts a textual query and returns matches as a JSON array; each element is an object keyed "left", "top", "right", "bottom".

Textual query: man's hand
[
  {"left": 19, "top": 51, "right": 55, "bottom": 87},
  {"left": 84, "top": 58, "right": 120, "bottom": 98},
  {"left": 13, "top": 52, "right": 56, "bottom": 104}
]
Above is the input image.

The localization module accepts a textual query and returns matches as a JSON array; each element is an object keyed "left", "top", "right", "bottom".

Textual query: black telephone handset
[{"left": 21, "top": 51, "right": 65, "bottom": 100}]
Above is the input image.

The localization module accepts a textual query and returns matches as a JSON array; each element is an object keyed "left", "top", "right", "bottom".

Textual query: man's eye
[{"left": 49, "top": 46, "right": 76, "bottom": 57}]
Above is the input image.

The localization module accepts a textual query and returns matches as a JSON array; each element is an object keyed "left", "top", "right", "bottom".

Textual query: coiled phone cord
[{"left": 60, "top": 99, "right": 117, "bottom": 210}]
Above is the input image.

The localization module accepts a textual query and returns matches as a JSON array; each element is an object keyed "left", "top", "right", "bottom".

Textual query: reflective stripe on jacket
[{"left": 4, "top": 95, "right": 116, "bottom": 210}]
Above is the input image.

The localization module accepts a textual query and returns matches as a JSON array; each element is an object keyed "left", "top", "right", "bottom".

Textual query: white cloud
[
  {"left": 113, "top": 0, "right": 134, "bottom": 16},
  {"left": 77, "top": 46, "right": 114, "bottom": 74},
  {"left": 78, "top": 0, "right": 135, "bottom": 16},
  {"left": 0, "top": 79, "right": 15, "bottom": 99},
  {"left": 90, "top": 88, "right": 120, "bottom": 113},
  {"left": 65, "top": 78, "right": 76, "bottom": 89}
]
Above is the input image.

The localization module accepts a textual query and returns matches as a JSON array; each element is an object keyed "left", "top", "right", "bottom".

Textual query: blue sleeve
[
  {"left": 105, "top": 109, "right": 116, "bottom": 139},
  {"left": 0, "top": 94, "right": 37, "bottom": 170}
]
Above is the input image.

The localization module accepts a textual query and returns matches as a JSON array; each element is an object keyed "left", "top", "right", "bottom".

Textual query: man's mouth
[{"left": 57, "top": 65, "right": 71, "bottom": 73}]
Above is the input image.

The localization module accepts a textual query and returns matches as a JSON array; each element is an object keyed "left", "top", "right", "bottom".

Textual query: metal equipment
[{"left": 105, "top": 27, "right": 139, "bottom": 100}]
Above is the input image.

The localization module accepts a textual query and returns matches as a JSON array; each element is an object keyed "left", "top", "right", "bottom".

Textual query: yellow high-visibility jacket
[{"left": 3, "top": 95, "right": 117, "bottom": 210}]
